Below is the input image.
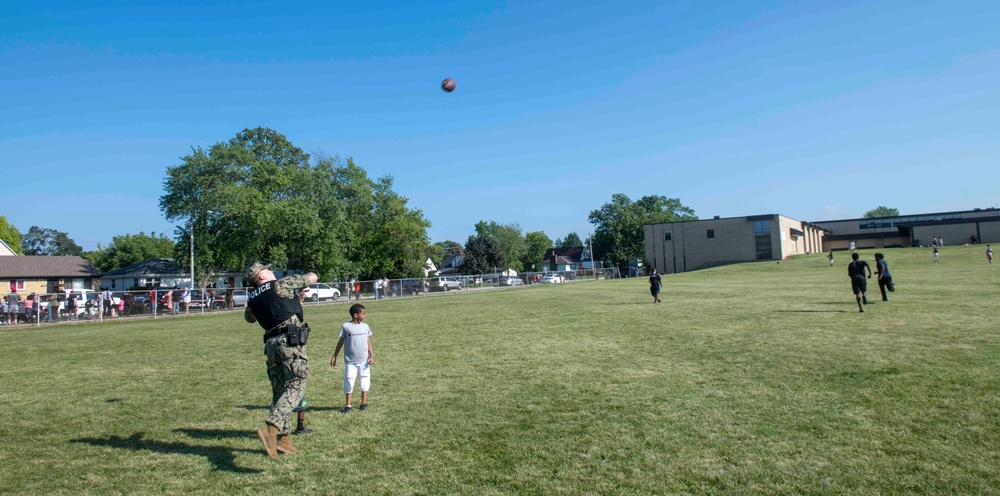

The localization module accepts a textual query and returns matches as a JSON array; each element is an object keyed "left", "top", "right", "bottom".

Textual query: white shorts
[{"left": 344, "top": 362, "right": 371, "bottom": 394}]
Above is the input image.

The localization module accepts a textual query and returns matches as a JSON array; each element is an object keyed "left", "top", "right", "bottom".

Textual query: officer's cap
[{"left": 245, "top": 262, "right": 271, "bottom": 283}]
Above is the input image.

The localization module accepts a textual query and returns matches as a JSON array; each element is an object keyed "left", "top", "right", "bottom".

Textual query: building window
[
  {"left": 707, "top": 229, "right": 715, "bottom": 238},
  {"left": 753, "top": 220, "right": 772, "bottom": 260},
  {"left": 9, "top": 279, "right": 26, "bottom": 291},
  {"left": 664, "top": 232, "right": 672, "bottom": 241}
]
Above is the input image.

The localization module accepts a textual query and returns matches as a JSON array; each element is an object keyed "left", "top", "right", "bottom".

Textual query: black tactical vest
[{"left": 246, "top": 281, "right": 304, "bottom": 331}]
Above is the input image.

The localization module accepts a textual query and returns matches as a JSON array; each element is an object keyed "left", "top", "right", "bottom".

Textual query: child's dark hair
[
  {"left": 874, "top": 252, "right": 883, "bottom": 261},
  {"left": 851, "top": 252, "right": 859, "bottom": 260},
  {"left": 349, "top": 303, "right": 365, "bottom": 318}
]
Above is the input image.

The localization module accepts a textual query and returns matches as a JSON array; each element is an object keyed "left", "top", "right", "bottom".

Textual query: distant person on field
[
  {"left": 847, "top": 252, "right": 872, "bottom": 313},
  {"left": 933, "top": 245, "right": 939, "bottom": 263},
  {"left": 331, "top": 303, "right": 374, "bottom": 414},
  {"left": 988, "top": 244, "right": 994, "bottom": 264},
  {"left": 48, "top": 296, "right": 60, "bottom": 321},
  {"left": 648, "top": 267, "right": 662, "bottom": 303},
  {"left": 5, "top": 290, "right": 21, "bottom": 325},
  {"left": 102, "top": 288, "right": 114, "bottom": 317},
  {"left": 931, "top": 236, "right": 937, "bottom": 248},
  {"left": 828, "top": 251, "right": 834, "bottom": 267},
  {"left": 849, "top": 240, "right": 856, "bottom": 252},
  {"left": 181, "top": 286, "right": 191, "bottom": 314},
  {"left": 874, "top": 253, "right": 895, "bottom": 302},
  {"left": 938, "top": 236, "right": 944, "bottom": 247}
]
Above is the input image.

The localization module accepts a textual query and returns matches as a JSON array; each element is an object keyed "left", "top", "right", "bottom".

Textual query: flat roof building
[
  {"left": 644, "top": 214, "right": 826, "bottom": 274},
  {"left": 811, "top": 207, "right": 1000, "bottom": 251},
  {"left": 645, "top": 207, "right": 1000, "bottom": 273}
]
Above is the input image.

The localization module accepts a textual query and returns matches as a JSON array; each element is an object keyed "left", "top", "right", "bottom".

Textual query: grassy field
[{"left": 2, "top": 245, "right": 998, "bottom": 495}]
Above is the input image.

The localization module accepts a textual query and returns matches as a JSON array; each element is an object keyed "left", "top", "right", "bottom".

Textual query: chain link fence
[{"left": 1, "top": 268, "right": 621, "bottom": 328}]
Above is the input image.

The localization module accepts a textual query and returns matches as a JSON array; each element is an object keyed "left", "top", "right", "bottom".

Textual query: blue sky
[{"left": 2, "top": 0, "right": 999, "bottom": 251}]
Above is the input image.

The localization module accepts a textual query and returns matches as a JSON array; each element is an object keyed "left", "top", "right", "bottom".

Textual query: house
[
  {"left": 0, "top": 255, "right": 102, "bottom": 297},
  {"left": 99, "top": 258, "right": 190, "bottom": 291},
  {"left": 438, "top": 253, "right": 465, "bottom": 274},
  {"left": 541, "top": 246, "right": 588, "bottom": 272},
  {"left": 0, "top": 238, "right": 16, "bottom": 256}
]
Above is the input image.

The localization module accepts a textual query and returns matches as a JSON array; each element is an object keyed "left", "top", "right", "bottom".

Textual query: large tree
[
  {"left": 460, "top": 234, "right": 504, "bottom": 275},
  {"left": 317, "top": 155, "right": 431, "bottom": 279},
  {"left": 522, "top": 231, "right": 553, "bottom": 271},
  {"left": 555, "top": 232, "right": 582, "bottom": 248},
  {"left": 864, "top": 206, "right": 900, "bottom": 218},
  {"left": 22, "top": 226, "right": 83, "bottom": 256},
  {"left": 160, "top": 128, "right": 431, "bottom": 281},
  {"left": 0, "top": 216, "right": 22, "bottom": 255},
  {"left": 86, "top": 232, "right": 176, "bottom": 272},
  {"left": 474, "top": 220, "right": 527, "bottom": 272},
  {"left": 588, "top": 194, "right": 697, "bottom": 267},
  {"left": 161, "top": 127, "right": 323, "bottom": 282}
]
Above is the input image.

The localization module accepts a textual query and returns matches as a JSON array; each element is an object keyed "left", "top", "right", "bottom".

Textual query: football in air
[{"left": 441, "top": 78, "right": 456, "bottom": 92}]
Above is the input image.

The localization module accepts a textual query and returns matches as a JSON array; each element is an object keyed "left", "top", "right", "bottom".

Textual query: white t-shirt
[{"left": 338, "top": 321, "right": 372, "bottom": 365}]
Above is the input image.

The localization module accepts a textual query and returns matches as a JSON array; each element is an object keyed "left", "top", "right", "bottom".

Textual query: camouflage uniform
[{"left": 245, "top": 273, "right": 313, "bottom": 435}]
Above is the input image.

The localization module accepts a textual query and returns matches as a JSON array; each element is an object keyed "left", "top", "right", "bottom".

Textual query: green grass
[{"left": 2, "top": 245, "right": 999, "bottom": 495}]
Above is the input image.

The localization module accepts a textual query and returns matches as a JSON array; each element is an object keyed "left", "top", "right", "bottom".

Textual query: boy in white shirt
[{"left": 330, "top": 304, "right": 374, "bottom": 413}]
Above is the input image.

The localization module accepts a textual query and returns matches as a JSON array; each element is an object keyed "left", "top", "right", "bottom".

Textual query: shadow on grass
[
  {"left": 237, "top": 404, "right": 342, "bottom": 411},
  {"left": 780, "top": 309, "right": 853, "bottom": 313},
  {"left": 70, "top": 432, "right": 262, "bottom": 474}
]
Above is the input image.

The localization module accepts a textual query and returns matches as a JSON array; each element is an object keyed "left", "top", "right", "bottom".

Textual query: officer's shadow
[{"left": 70, "top": 430, "right": 262, "bottom": 473}]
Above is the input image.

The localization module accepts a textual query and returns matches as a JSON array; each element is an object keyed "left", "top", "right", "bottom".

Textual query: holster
[{"left": 286, "top": 323, "right": 311, "bottom": 347}]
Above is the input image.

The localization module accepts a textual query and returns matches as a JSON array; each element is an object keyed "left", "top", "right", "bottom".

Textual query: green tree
[
  {"left": 522, "top": 231, "right": 553, "bottom": 271},
  {"left": 556, "top": 232, "right": 582, "bottom": 248},
  {"left": 474, "top": 220, "right": 527, "bottom": 272},
  {"left": 460, "top": 235, "right": 504, "bottom": 275},
  {"left": 318, "top": 155, "right": 431, "bottom": 279},
  {"left": 160, "top": 128, "right": 431, "bottom": 282},
  {"left": 864, "top": 206, "right": 900, "bottom": 218},
  {"left": 161, "top": 128, "right": 341, "bottom": 281},
  {"left": 588, "top": 194, "right": 697, "bottom": 267},
  {"left": 0, "top": 216, "right": 22, "bottom": 255},
  {"left": 22, "top": 226, "right": 84, "bottom": 256},
  {"left": 86, "top": 232, "right": 176, "bottom": 272}
]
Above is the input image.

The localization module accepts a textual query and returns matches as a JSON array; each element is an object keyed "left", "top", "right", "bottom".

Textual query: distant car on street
[
  {"left": 430, "top": 277, "right": 463, "bottom": 292},
  {"left": 541, "top": 273, "right": 565, "bottom": 284},
  {"left": 399, "top": 278, "right": 429, "bottom": 295},
  {"left": 500, "top": 276, "right": 524, "bottom": 286},
  {"left": 212, "top": 289, "right": 248, "bottom": 309},
  {"left": 302, "top": 283, "right": 341, "bottom": 302}
]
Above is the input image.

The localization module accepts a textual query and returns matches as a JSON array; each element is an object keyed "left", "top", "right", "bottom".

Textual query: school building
[{"left": 644, "top": 207, "right": 1000, "bottom": 274}]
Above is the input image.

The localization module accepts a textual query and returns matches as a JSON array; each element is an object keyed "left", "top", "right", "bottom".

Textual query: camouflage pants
[{"left": 264, "top": 334, "right": 309, "bottom": 434}]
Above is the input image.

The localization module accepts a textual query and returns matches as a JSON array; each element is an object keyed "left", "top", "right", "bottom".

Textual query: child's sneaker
[
  {"left": 292, "top": 428, "right": 313, "bottom": 435},
  {"left": 342, "top": 406, "right": 352, "bottom": 414},
  {"left": 359, "top": 404, "right": 368, "bottom": 412}
]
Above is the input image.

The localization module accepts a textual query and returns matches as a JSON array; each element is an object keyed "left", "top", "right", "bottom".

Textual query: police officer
[{"left": 244, "top": 262, "right": 318, "bottom": 461}]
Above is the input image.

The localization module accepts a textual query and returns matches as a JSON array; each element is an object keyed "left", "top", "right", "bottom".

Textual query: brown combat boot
[
  {"left": 276, "top": 434, "right": 298, "bottom": 454},
  {"left": 256, "top": 424, "right": 280, "bottom": 461}
]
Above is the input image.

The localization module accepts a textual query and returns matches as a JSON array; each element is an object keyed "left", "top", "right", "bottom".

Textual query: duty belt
[{"left": 263, "top": 325, "right": 290, "bottom": 343}]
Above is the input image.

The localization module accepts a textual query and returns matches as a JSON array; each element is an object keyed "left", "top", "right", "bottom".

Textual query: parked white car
[
  {"left": 541, "top": 273, "right": 564, "bottom": 284},
  {"left": 500, "top": 276, "right": 524, "bottom": 286},
  {"left": 302, "top": 283, "right": 341, "bottom": 302}
]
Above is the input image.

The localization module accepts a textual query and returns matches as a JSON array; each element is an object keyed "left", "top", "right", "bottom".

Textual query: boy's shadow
[{"left": 70, "top": 431, "right": 262, "bottom": 473}]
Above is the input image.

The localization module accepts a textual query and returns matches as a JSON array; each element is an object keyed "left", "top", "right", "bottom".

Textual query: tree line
[{"left": 1, "top": 127, "right": 905, "bottom": 281}]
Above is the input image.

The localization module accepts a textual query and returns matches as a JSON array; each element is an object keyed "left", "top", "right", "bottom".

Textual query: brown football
[{"left": 441, "top": 78, "right": 456, "bottom": 92}]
